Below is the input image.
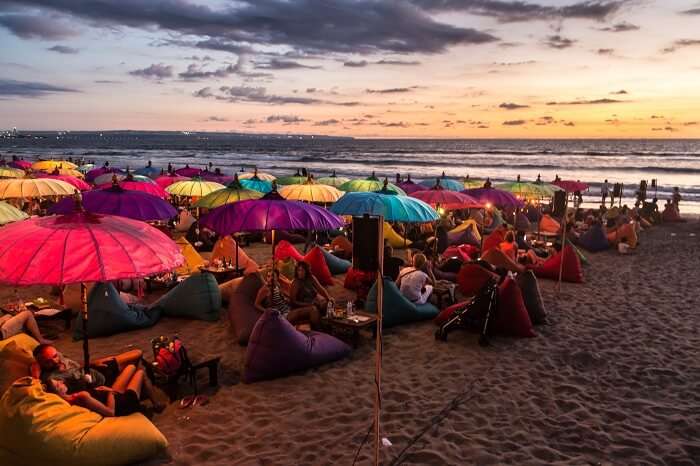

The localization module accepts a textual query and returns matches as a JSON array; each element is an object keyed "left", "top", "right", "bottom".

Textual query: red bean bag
[
  {"left": 302, "top": 247, "right": 334, "bottom": 286},
  {"left": 481, "top": 227, "right": 505, "bottom": 254},
  {"left": 344, "top": 267, "right": 377, "bottom": 299},
  {"left": 539, "top": 214, "right": 560, "bottom": 234},
  {"left": 274, "top": 240, "right": 305, "bottom": 262},
  {"left": 481, "top": 248, "right": 524, "bottom": 274},
  {"left": 457, "top": 263, "right": 499, "bottom": 297},
  {"left": 434, "top": 300, "right": 470, "bottom": 326},
  {"left": 443, "top": 244, "right": 478, "bottom": 262},
  {"left": 492, "top": 277, "right": 536, "bottom": 337},
  {"left": 533, "top": 245, "right": 583, "bottom": 283}
]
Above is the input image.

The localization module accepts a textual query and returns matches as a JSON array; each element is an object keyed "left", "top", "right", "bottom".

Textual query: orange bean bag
[
  {"left": 211, "top": 236, "right": 259, "bottom": 274},
  {"left": 533, "top": 245, "right": 583, "bottom": 283},
  {"left": 606, "top": 223, "right": 638, "bottom": 248},
  {"left": 457, "top": 263, "right": 499, "bottom": 297},
  {"left": 481, "top": 227, "right": 506, "bottom": 254},
  {"left": 539, "top": 214, "right": 560, "bottom": 234}
]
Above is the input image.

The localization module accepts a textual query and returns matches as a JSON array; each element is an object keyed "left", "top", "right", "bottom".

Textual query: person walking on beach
[
  {"left": 672, "top": 187, "right": 682, "bottom": 211},
  {"left": 601, "top": 179, "right": 609, "bottom": 206}
]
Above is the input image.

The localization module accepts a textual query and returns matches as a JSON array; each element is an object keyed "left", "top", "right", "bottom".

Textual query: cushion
[
  {"left": 0, "top": 334, "right": 38, "bottom": 395},
  {"left": 228, "top": 273, "right": 264, "bottom": 345},
  {"left": 211, "top": 236, "right": 259, "bottom": 274},
  {"left": 303, "top": 247, "right": 334, "bottom": 286},
  {"left": 481, "top": 227, "right": 505, "bottom": 254},
  {"left": 321, "top": 248, "right": 351, "bottom": 275},
  {"left": 174, "top": 236, "right": 206, "bottom": 276},
  {"left": 447, "top": 228, "right": 480, "bottom": 248},
  {"left": 151, "top": 273, "right": 222, "bottom": 321},
  {"left": 73, "top": 283, "right": 160, "bottom": 340},
  {"left": 0, "top": 377, "right": 167, "bottom": 466},
  {"left": 457, "top": 263, "right": 499, "bottom": 297},
  {"left": 533, "top": 245, "right": 583, "bottom": 283},
  {"left": 492, "top": 277, "right": 536, "bottom": 337},
  {"left": 274, "top": 240, "right": 305, "bottom": 262},
  {"left": 365, "top": 277, "right": 439, "bottom": 328},
  {"left": 383, "top": 222, "right": 411, "bottom": 248},
  {"left": 539, "top": 215, "right": 560, "bottom": 234},
  {"left": 515, "top": 271, "right": 547, "bottom": 325},
  {"left": 578, "top": 223, "right": 609, "bottom": 252},
  {"left": 243, "top": 311, "right": 350, "bottom": 383},
  {"left": 606, "top": 223, "right": 638, "bottom": 248}
]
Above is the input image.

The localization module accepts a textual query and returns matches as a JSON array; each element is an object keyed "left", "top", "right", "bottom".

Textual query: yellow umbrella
[
  {"left": 0, "top": 178, "right": 76, "bottom": 199},
  {"left": 31, "top": 160, "right": 78, "bottom": 171},
  {"left": 42, "top": 167, "right": 85, "bottom": 179},
  {"left": 0, "top": 201, "right": 29, "bottom": 225},
  {"left": 165, "top": 178, "right": 226, "bottom": 197},
  {"left": 239, "top": 168, "right": 276, "bottom": 182},
  {"left": 0, "top": 167, "right": 25, "bottom": 179},
  {"left": 279, "top": 177, "right": 344, "bottom": 203}
]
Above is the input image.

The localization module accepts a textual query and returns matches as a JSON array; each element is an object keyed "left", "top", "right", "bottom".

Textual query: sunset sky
[{"left": 1, "top": 0, "right": 699, "bottom": 137}]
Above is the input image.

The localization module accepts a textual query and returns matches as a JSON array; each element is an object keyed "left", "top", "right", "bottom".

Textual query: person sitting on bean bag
[
  {"left": 396, "top": 253, "right": 434, "bottom": 305},
  {"left": 290, "top": 262, "right": 333, "bottom": 316},
  {"left": 330, "top": 235, "right": 352, "bottom": 259},
  {"left": 255, "top": 268, "right": 321, "bottom": 329},
  {"left": 498, "top": 230, "right": 518, "bottom": 262}
]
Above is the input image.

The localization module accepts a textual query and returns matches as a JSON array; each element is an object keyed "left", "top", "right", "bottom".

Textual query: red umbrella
[
  {"left": 410, "top": 189, "right": 484, "bottom": 210},
  {"left": 34, "top": 173, "right": 91, "bottom": 191},
  {"left": 553, "top": 180, "right": 589, "bottom": 192},
  {"left": 155, "top": 173, "right": 189, "bottom": 189},
  {"left": 0, "top": 207, "right": 183, "bottom": 368},
  {"left": 97, "top": 180, "right": 169, "bottom": 199}
]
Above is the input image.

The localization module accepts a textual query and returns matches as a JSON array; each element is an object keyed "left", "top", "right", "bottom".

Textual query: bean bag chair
[
  {"left": 73, "top": 283, "right": 160, "bottom": 340},
  {"left": 606, "top": 223, "right": 638, "bottom": 248},
  {"left": 539, "top": 214, "right": 560, "bottom": 234},
  {"left": 443, "top": 244, "right": 479, "bottom": 262},
  {"left": 219, "top": 275, "right": 244, "bottom": 306},
  {"left": 301, "top": 247, "right": 334, "bottom": 286},
  {"left": 469, "top": 210, "right": 485, "bottom": 226},
  {"left": 243, "top": 310, "right": 350, "bottom": 383},
  {"left": 174, "top": 236, "right": 206, "bottom": 276},
  {"left": 365, "top": 277, "right": 439, "bottom": 329},
  {"left": 432, "top": 266, "right": 457, "bottom": 283},
  {"left": 211, "top": 236, "right": 259, "bottom": 274},
  {"left": 274, "top": 240, "right": 305, "bottom": 262},
  {"left": 457, "top": 263, "right": 499, "bottom": 297},
  {"left": 228, "top": 273, "right": 265, "bottom": 346},
  {"left": 481, "top": 248, "right": 525, "bottom": 273},
  {"left": 578, "top": 223, "right": 610, "bottom": 252},
  {"left": 330, "top": 235, "right": 352, "bottom": 259},
  {"left": 533, "top": 245, "right": 583, "bottom": 283},
  {"left": 449, "top": 219, "right": 482, "bottom": 241},
  {"left": 0, "top": 377, "right": 167, "bottom": 466},
  {"left": 447, "top": 228, "right": 480, "bottom": 247},
  {"left": 515, "top": 211, "right": 531, "bottom": 232},
  {"left": 492, "top": 277, "right": 536, "bottom": 337},
  {"left": 0, "top": 334, "right": 38, "bottom": 395},
  {"left": 515, "top": 271, "right": 547, "bottom": 325},
  {"left": 175, "top": 209, "right": 196, "bottom": 233},
  {"left": 151, "top": 273, "right": 221, "bottom": 321},
  {"left": 481, "top": 227, "right": 506, "bottom": 254},
  {"left": 484, "top": 209, "right": 504, "bottom": 233},
  {"left": 265, "top": 230, "right": 306, "bottom": 244},
  {"left": 321, "top": 248, "right": 351, "bottom": 275},
  {"left": 384, "top": 222, "right": 412, "bottom": 248}
]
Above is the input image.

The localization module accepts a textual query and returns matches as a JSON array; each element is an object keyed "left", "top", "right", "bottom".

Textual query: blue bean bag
[
  {"left": 578, "top": 223, "right": 610, "bottom": 252},
  {"left": 151, "top": 273, "right": 222, "bottom": 321},
  {"left": 365, "top": 277, "right": 439, "bottom": 329},
  {"left": 73, "top": 283, "right": 160, "bottom": 340},
  {"left": 320, "top": 248, "right": 351, "bottom": 275},
  {"left": 243, "top": 310, "right": 351, "bottom": 383}
]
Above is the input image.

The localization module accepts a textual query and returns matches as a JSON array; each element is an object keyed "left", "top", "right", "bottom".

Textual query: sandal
[
  {"left": 192, "top": 395, "right": 209, "bottom": 407},
  {"left": 179, "top": 395, "right": 195, "bottom": 409}
]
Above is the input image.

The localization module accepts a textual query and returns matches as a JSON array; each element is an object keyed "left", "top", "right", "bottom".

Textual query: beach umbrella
[
  {"left": 396, "top": 174, "right": 424, "bottom": 195},
  {"left": 174, "top": 165, "right": 202, "bottom": 177},
  {"left": 9, "top": 159, "right": 32, "bottom": 170},
  {"left": 316, "top": 170, "right": 350, "bottom": 188},
  {"left": 0, "top": 201, "right": 28, "bottom": 225},
  {"left": 201, "top": 171, "right": 234, "bottom": 185},
  {"left": 0, "top": 205, "right": 183, "bottom": 369},
  {"left": 410, "top": 188, "right": 484, "bottom": 210},
  {"left": 155, "top": 173, "right": 189, "bottom": 189},
  {"left": 340, "top": 174, "right": 406, "bottom": 196},
  {"left": 94, "top": 172, "right": 155, "bottom": 186},
  {"left": 276, "top": 169, "right": 307, "bottom": 185},
  {"left": 43, "top": 167, "right": 85, "bottom": 179},
  {"left": 31, "top": 160, "right": 78, "bottom": 171},
  {"left": 239, "top": 168, "right": 276, "bottom": 182},
  {"left": 34, "top": 173, "right": 91, "bottom": 191},
  {"left": 86, "top": 166, "right": 123, "bottom": 183},
  {"left": 240, "top": 176, "right": 273, "bottom": 193},
  {"left": 107, "top": 180, "right": 170, "bottom": 199},
  {"left": 279, "top": 176, "right": 344, "bottom": 203},
  {"left": 330, "top": 191, "right": 438, "bottom": 223},
  {"left": 419, "top": 175, "right": 464, "bottom": 192},
  {"left": 194, "top": 174, "right": 263, "bottom": 209},
  {"left": 463, "top": 176, "right": 484, "bottom": 189},
  {"left": 462, "top": 187, "right": 524, "bottom": 209},
  {"left": 553, "top": 179, "right": 589, "bottom": 192},
  {"left": 166, "top": 177, "right": 225, "bottom": 198},
  {"left": 134, "top": 161, "right": 161, "bottom": 178},
  {"left": 0, "top": 167, "right": 25, "bottom": 178},
  {"left": 0, "top": 178, "right": 76, "bottom": 199},
  {"left": 49, "top": 185, "right": 177, "bottom": 221},
  {"left": 77, "top": 164, "right": 95, "bottom": 174}
]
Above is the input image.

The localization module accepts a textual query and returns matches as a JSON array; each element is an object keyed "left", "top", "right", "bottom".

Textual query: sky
[{"left": 0, "top": 0, "right": 699, "bottom": 138}]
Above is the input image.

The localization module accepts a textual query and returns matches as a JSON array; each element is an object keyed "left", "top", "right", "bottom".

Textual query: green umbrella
[
  {"left": 317, "top": 170, "right": 350, "bottom": 188},
  {"left": 497, "top": 176, "right": 555, "bottom": 199},
  {"left": 194, "top": 174, "right": 263, "bottom": 209},
  {"left": 462, "top": 175, "right": 484, "bottom": 189},
  {"left": 276, "top": 169, "right": 307, "bottom": 185},
  {"left": 339, "top": 173, "right": 406, "bottom": 195}
]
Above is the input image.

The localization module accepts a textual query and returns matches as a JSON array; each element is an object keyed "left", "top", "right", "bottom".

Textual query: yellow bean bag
[
  {"left": 448, "top": 219, "right": 482, "bottom": 241},
  {"left": 0, "top": 334, "right": 38, "bottom": 395},
  {"left": 606, "top": 222, "right": 638, "bottom": 248},
  {"left": 211, "top": 236, "right": 259, "bottom": 274},
  {"left": 383, "top": 222, "right": 412, "bottom": 248},
  {"left": 0, "top": 377, "right": 168, "bottom": 466},
  {"left": 175, "top": 236, "right": 206, "bottom": 275}
]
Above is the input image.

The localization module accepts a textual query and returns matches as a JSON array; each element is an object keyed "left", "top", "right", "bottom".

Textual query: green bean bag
[
  {"left": 321, "top": 248, "right": 351, "bottom": 275},
  {"left": 73, "top": 283, "right": 160, "bottom": 340},
  {"left": 365, "top": 277, "right": 439, "bottom": 329},
  {"left": 151, "top": 273, "right": 222, "bottom": 321}
]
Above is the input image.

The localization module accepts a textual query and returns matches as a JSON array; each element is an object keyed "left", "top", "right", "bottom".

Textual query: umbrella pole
[
  {"left": 81, "top": 282, "right": 90, "bottom": 370},
  {"left": 556, "top": 195, "right": 569, "bottom": 294},
  {"left": 374, "top": 215, "right": 385, "bottom": 466},
  {"left": 235, "top": 235, "right": 240, "bottom": 272}
]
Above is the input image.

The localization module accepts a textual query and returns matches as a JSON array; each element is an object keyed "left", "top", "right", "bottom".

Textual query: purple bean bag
[
  {"left": 447, "top": 228, "right": 480, "bottom": 248},
  {"left": 228, "top": 273, "right": 264, "bottom": 345},
  {"left": 243, "top": 310, "right": 351, "bottom": 383},
  {"left": 578, "top": 223, "right": 610, "bottom": 252}
]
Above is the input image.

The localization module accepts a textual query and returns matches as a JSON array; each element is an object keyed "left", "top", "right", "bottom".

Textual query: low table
[
  {"left": 26, "top": 299, "right": 73, "bottom": 330},
  {"left": 199, "top": 267, "right": 242, "bottom": 284},
  {"left": 322, "top": 311, "right": 377, "bottom": 348}
]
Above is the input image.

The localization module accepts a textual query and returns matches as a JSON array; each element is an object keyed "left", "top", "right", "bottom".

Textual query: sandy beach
[{"left": 1, "top": 219, "right": 697, "bottom": 465}]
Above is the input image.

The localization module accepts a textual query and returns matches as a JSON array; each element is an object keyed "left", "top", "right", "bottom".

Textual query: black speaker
[
  {"left": 553, "top": 190, "right": 567, "bottom": 217},
  {"left": 352, "top": 216, "right": 382, "bottom": 272}
]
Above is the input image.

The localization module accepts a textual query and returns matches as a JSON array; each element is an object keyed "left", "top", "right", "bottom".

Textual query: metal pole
[
  {"left": 374, "top": 214, "right": 385, "bottom": 466},
  {"left": 81, "top": 283, "right": 90, "bottom": 370},
  {"left": 556, "top": 195, "right": 569, "bottom": 294}
]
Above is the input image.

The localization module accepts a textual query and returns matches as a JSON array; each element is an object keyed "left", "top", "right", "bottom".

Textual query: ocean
[{"left": 2, "top": 132, "right": 699, "bottom": 213}]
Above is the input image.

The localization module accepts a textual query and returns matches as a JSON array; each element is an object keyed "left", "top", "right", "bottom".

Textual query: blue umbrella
[
  {"left": 134, "top": 161, "right": 161, "bottom": 178},
  {"left": 419, "top": 176, "right": 464, "bottom": 192},
  {"left": 330, "top": 191, "right": 438, "bottom": 223},
  {"left": 240, "top": 176, "right": 273, "bottom": 193}
]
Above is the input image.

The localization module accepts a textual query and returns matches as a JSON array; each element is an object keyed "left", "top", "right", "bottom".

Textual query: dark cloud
[
  {"left": 502, "top": 119, "right": 526, "bottom": 126},
  {"left": 0, "top": 78, "right": 78, "bottom": 97},
  {"left": 680, "top": 8, "right": 700, "bottom": 15},
  {"left": 564, "top": 121, "right": 575, "bottom": 126},
  {"left": 596, "top": 48, "right": 615, "bottom": 55},
  {"left": 683, "top": 121, "right": 698, "bottom": 126},
  {"left": 204, "top": 116, "right": 228, "bottom": 122},
  {"left": 314, "top": 119, "right": 341, "bottom": 126},
  {"left": 544, "top": 35, "right": 576, "bottom": 49},
  {"left": 344, "top": 60, "right": 368, "bottom": 67},
  {"left": 499, "top": 102, "right": 530, "bottom": 110},
  {"left": 94, "top": 80, "right": 123, "bottom": 84},
  {"left": 662, "top": 39, "right": 700, "bottom": 53},
  {"left": 376, "top": 121, "right": 410, "bottom": 128},
  {"left": 183, "top": 55, "right": 213, "bottom": 62},
  {"left": 178, "top": 59, "right": 270, "bottom": 80},
  {"left": 610, "top": 89, "right": 627, "bottom": 94},
  {"left": 598, "top": 21, "right": 639, "bottom": 32},
  {"left": 336, "top": 101, "right": 361, "bottom": 106},
  {"left": 650, "top": 115, "right": 664, "bottom": 119},
  {"left": 129, "top": 63, "right": 174, "bottom": 79},
  {"left": 546, "top": 98, "right": 624, "bottom": 105},
  {"left": 255, "top": 59, "right": 321, "bottom": 70},
  {"left": 7, "top": 0, "right": 498, "bottom": 54},
  {"left": 366, "top": 87, "right": 417, "bottom": 94},
  {"left": 306, "top": 88, "right": 317, "bottom": 93},
  {"left": 375, "top": 59, "right": 421, "bottom": 65},
  {"left": 47, "top": 45, "right": 79, "bottom": 54},
  {"left": 266, "top": 115, "right": 308, "bottom": 124},
  {"left": 194, "top": 85, "right": 323, "bottom": 105},
  {"left": 498, "top": 41, "right": 522, "bottom": 48},
  {"left": 0, "top": 13, "right": 76, "bottom": 40},
  {"left": 492, "top": 60, "right": 537, "bottom": 66}
]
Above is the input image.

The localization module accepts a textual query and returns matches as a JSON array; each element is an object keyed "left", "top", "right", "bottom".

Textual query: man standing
[{"left": 601, "top": 179, "right": 609, "bottom": 206}]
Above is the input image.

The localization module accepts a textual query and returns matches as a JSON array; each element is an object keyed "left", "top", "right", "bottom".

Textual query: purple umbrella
[
  {"left": 86, "top": 166, "right": 124, "bottom": 183},
  {"left": 462, "top": 187, "right": 524, "bottom": 209},
  {"left": 201, "top": 171, "right": 234, "bottom": 184},
  {"left": 175, "top": 165, "right": 202, "bottom": 177},
  {"left": 49, "top": 185, "right": 177, "bottom": 221},
  {"left": 396, "top": 174, "right": 423, "bottom": 194}
]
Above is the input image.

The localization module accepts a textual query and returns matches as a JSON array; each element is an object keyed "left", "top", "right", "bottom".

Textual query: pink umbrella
[
  {"left": 0, "top": 206, "right": 183, "bottom": 368},
  {"left": 155, "top": 173, "right": 189, "bottom": 189},
  {"left": 97, "top": 180, "right": 169, "bottom": 199},
  {"left": 410, "top": 189, "right": 484, "bottom": 210},
  {"left": 553, "top": 180, "right": 589, "bottom": 192},
  {"left": 9, "top": 159, "right": 32, "bottom": 170},
  {"left": 34, "top": 173, "right": 91, "bottom": 191},
  {"left": 175, "top": 165, "right": 202, "bottom": 177}
]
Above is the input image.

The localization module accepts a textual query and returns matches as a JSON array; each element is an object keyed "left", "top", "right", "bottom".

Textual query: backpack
[{"left": 152, "top": 336, "right": 190, "bottom": 376}]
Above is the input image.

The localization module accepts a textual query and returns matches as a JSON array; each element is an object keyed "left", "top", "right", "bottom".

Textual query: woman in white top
[{"left": 396, "top": 253, "right": 434, "bottom": 305}]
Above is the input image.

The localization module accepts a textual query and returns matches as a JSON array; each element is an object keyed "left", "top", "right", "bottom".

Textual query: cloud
[
  {"left": 266, "top": 115, "right": 308, "bottom": 123},
  {"left": 499, "top": 102, "right": 529, "bottom": 110},
  {"left": 205, "top": 116, "right": 228, "bottom": 122},
  {"left": 94, "top": 80, "right": 123, "bottom": 84},
  {"left": 183, "top": 55, "right": 213, "bottom": 62},
  {"left": 597, "top": 48, "right": 615, "bottom": 55},
  {"left": 344, "top": 60, "right": 368, "bottom": 67},
  {"left": 564, "top": 121, "right": 575, "bottom": 126},
  {"left": 0, "top": 13, "right": 76, "bottom": 40},
  {"left": 194, "top": 85, "right": 324, "bottom": 105},
  {"left": 610, "top": 89, "right": 627, "bottom": 94},
  {"left": 255, "top": 59, "right": 321, "bottom": 70},
  {"left": 0, "top": 78, "right": 78, "bottom": 97},
  {"left": 683, "top": 121, "right": 697, "bottom": 126},
  {"left": 366, "top": 87, "right": 417, "bottom": 94},
  {"left": 502, "top": 119, "right": 526, "bottom": 126},
  {"left": 375, "top": 59, "right": 421, "bottom": 65},
  {"left": 129, "top": 63, "right": 174, "bottom": 79},
  {"left": 680, "top": 8, "right": 700, "bottom": 15},
  {"left": 544, "top": 35, "right": 576, "bottom": 49},
  {"left": 598, "top": 21, "right": 639, "bottom": 32},
  {"left": 314, "top": 119, "right": 341, "bottom": 126},
  {"left": 650, "top": 115, "right": 664, "bottom": 119},
  {"left": 492, "top": 60, "right": 537, "bottom": 66},
  {"left": 662, "top": 39, "right": 700, "bottom": 53},
  {"left": 8, "top": 0, "right": 498, "bottom": 54},
  {"left": 546, "top": 98, "right": 624, "bottom": 105},
  {"left": 47, "top": 45, "right": 79, "bottom": 54}
]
